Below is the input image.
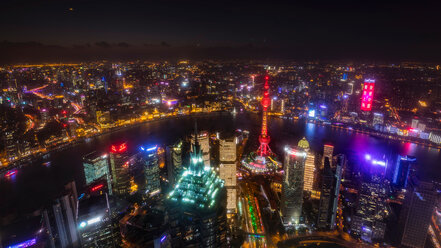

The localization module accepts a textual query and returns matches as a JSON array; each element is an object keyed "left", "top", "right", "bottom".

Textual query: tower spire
[{"left": 257, "top": 74, "right": 272, "bottom": 156}]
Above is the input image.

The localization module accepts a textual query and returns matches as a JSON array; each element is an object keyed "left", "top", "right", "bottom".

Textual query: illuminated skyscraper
[
  {"left": 400, "top": 179, "right": 436, "bottom": 248},
  {"left": 192, "top": 131, "right": 210, "bottom": 167},
  {"left": 393, "top": 155, "right": 416, "bottom": 189},
  {"left": 166, "top": 140, "right": 183, "bottom": 186},
  {"left": 219, "top": 136, "right": 237, "bottom": 214},
  {"left": 372, "top": 113, "right": 384, "bottom": 127},
  {"left": 322, "top": 144, "right": 334, "bottom": 168},
  {"left": 139, "top": 145, "right": 161, "bottom": 197},
  {"left": 281, "top": 146, "right": 307, "bottom": 226},
  {"left": 77, "top": 194, "right": 116, "bottom": 248},
  {"left": 83, "top": 151, "right": 112, "bottom": 195},
  {"left": 298, "top": 137, "right": 315, "bottom": 192},
  {"left": 109, "top": 142, "right": 131, "bottom": 196},
  {"left": 167, "top": 127, "right": 226, "bottom": 247},
  {"left": 361, "top": 79, "right": 375, "bottom": 111}
]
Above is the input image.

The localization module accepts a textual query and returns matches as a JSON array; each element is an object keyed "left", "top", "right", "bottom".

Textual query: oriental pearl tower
[
  {"left": 241, "top": 74, "right": 280, "bottom": 173},
  {"left": 257, "top": 75, "right": 272, "bottom": 156}
]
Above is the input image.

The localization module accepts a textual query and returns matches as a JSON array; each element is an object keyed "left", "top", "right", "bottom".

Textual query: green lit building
[
  {"left": 167, "top": 133, "right": 227, "bottom": 247},
  {"left": 83, "top": 151, "right": 112, "bottom": 195}
]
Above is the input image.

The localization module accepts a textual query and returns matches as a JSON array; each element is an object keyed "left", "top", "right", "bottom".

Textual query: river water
[{"left": 1, "top": 112, "right": 440, "bottom": 219}]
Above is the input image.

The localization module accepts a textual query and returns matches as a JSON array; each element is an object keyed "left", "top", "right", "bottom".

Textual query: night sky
[{"left": 1, "top": 0, "right": 441, "bottom": 62}]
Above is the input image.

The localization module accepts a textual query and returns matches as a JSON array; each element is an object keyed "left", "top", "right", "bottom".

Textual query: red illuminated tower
[{"left": 257, "top": 75, "right": 272, "bottom": 156}]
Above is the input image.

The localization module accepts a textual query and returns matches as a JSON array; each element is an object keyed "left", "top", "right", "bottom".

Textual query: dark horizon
[{"left": 2, "top": 0, "right": 441, "bottom": 63}]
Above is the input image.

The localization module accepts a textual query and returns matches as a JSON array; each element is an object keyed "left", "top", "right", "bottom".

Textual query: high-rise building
[
  {"left": 411, "top": 119, "right": 419, "bottom": 129},
  {"left": 393, "top": 155, "right": 416, "bottom": 189},
  {"left": 109, "top": 142, "right": 131, "bottom": 196},
  {"left": 167, "top": 131, "right": 226, "bottom": 247},
  {"left": 83, "top": 151, "right": 112, "bottom": 195},
  {"left": 192, "top": 131, "right": 210, "bottom": 167},
  {"left": 77, "top": 194, "right": 116, "bottom": 248},
  {"left": 297, "top": 137, "right": 315, "bottom": 192},
  {"left": 166, "top": 140, "right": 183, "bottom": 186},
  {"left": 317, "top": 157, "right": 334, "bottom": 229},
  {"left": 400, "top": 179, "right": 436, "bottom": 248},
  {"left": 361, "top": 79, "right": 375, "bottom": 111},
  {"left": 350, "top": 179, "right": 388, "bottom": 243},
  {"left": 219, "top": 136, "right": 237, "bottom": 214},
  {"left": 372, "top": 113, "right": 384, "bottom": 127},
  {"left": 322, "top": 144, "right": 334, "bottom": 168},
  {"left": 119, "top": 207, "right": 171, "bottom": 248},
  {"left": 43, "top": 182, "right": 80, "bottom": 248},
  {"left": 139, "top": 145, "right": 161, "bottom": 196},
  {"left": 330, "top": 155, "right": 344, "bottom": 229},
  {"left": 3, "top": 130, "right": 18, "bottom": 161},
  {"left": 281, "top": 146, "right": 307, "bottom": 226}
]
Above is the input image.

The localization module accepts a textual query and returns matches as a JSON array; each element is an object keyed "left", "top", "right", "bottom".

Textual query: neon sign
[
  {"left": 361, "top": 79, "right": 375, "bottom": 111},
  {"left": 111, "top": 142, "right": 127, "bottom": 153}
]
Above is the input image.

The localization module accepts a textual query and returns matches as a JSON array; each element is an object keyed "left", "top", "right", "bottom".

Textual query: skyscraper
[
  {"left": 77, "top": 194, "right": 116, "bottom": 248},
  {"left": 297, "top": 137, "right": 315, "bottom": 192},
  {"left": 322, "top": 144, "right": 334, "bottom": 168},
  {"left": 109, "top": 142, "right": 131, "bottom": 196},
  {"left": 166, "top": 140, "right": 183, "bottom": 187},
  {"left": 281, "top": 146, "right": 307, "bottom": 226},
  {"left": 400, "top": 179, "right": 436, "bottom": 248},
  {"left": 317, "top": 157, "right": 333, "bottom": 229},
  {"left": 191, "top": 131, "right": 210, "bottom": 167},
  {"left": 219, "top": 136, "right": 237, "bottom": 214},
  {"left": 167, "top": 128, "right": 226, "bottom": 247},
  {"left": 350, "top": 178, "right": 388, "bottom": 243},
  {"left": 139, "top": 145, "right": 161, "bottom": 196},
  {"left": 43, "top": 182, "right": 80, "bottom": 248},
  {"left": 83, "top": 151, "right": 112, "bottom": 195},
  {"left": 393, "top": 155, "right": 416, "bottom": 189},
  {"left": 361, "top": 79, "right": 375, "bottom": 111}
]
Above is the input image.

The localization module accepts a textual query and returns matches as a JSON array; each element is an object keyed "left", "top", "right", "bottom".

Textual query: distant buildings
[
  {"left": 281, "top": 146, "right": 307, "bottom": 226},
  {"left": 399, "top": 179, "right": 436, "bottom": 248}
]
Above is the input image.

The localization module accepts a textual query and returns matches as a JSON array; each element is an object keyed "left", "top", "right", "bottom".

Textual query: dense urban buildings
[{"left": 1, "top": 61, "right": 441, "bottom": 248}]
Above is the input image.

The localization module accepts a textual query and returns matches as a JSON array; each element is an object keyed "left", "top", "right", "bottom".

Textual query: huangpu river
[{"left": 1, "top": 112, "right": 440, "bottom": 218}]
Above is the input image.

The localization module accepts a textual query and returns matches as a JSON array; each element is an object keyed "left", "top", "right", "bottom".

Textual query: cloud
[
  {"left": 95, "top": 41, "right": 111, "bottom": 48},
  {"left": 117, "top": 42, "right": 130, "bottom": 48}
]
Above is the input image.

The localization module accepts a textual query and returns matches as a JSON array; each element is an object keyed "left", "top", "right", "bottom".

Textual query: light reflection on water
[{"left": 0, "top": 112, "right": 440, "bottom": 218}]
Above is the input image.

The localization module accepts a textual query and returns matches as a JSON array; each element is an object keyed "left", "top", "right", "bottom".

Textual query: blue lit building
[
  {"left": 167, "top": 131, "right": 227, "bottom": 247},
  {"left": 139, "top": 145, "right": 161, "bottom": 196},
  {"left": 393, "top": 155, "right": 416, "bottom": 189}
]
